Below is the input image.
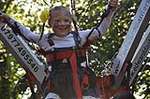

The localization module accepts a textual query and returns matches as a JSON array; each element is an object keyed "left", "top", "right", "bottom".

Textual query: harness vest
[{"left": 38, "top": 32, "right": 91, "bottom": 99}]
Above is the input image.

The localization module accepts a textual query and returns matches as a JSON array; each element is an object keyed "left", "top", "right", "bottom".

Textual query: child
[{"left": 0, "top": 0, "right": 118, "bottom": 99}]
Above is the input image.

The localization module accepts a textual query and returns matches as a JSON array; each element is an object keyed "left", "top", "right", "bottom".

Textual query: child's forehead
[{"left": 51, "top": 9, "right": 71, "bottom": 17}]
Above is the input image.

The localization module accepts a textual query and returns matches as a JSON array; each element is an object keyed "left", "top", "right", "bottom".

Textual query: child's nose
[{"left": 59, "top": 21, "right": 67, "bottom": 25}]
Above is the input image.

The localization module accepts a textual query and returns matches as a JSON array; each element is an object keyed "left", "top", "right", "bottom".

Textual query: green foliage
[{"left": 0, "top": 0, "right": 149, "bottom": 98}]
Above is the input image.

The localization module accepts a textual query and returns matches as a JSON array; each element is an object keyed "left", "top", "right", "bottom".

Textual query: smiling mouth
[{"left": 58, "top": 27, "right": 68, "bottom": 31}]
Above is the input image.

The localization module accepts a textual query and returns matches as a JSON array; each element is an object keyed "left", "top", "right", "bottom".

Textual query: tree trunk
[{"left": 0, "top": 59, "right": 11, "bottom": 99}]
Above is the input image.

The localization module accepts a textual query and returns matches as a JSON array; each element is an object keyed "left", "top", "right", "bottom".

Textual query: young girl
[{"left": 0, "top": 0, "right": 118, "bottom": 99}]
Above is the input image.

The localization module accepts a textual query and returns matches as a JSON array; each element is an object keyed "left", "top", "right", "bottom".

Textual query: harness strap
[
  {"left": 69, "top": 52, "right": 83, "bottom": 99},
  {"left": 44, "top": 48, "right": 86, "bottom": 63},
  {"left": 44, "top": 48, "right": 87, "bottom": 98},
  {"left": 45, "top": 50, "right": 73, "bottom": 63},
  {"left": 71, "top": 31, "right": 81, "bottom": 48}
]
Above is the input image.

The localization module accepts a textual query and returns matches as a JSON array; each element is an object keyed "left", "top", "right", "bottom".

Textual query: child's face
[{"left": 49, "top": 10, "right": 72, "bottom": 37}]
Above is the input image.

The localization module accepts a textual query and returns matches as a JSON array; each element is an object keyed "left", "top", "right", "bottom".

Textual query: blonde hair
[{"left": 48, "top": 6, "right": 73, "bottom": 25}]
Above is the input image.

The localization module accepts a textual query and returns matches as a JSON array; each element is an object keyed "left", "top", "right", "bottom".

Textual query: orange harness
[{"left": 39, "top": 48, "right": 88, "bottom": 99}]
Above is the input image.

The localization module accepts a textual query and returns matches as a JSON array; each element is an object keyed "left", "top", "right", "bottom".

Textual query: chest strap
[{"left": 44, "top": 48, "right": 86, "bottom": 63}]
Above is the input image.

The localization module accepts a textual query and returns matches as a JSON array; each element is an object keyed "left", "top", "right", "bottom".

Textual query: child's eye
[
  {"left": 54, "top": 19, "right": 60, "bottom": 23},
  {"left": 64, "top": 19, "right": 70, "bottom": 23}
]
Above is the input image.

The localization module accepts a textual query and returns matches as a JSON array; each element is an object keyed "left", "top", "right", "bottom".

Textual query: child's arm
[
  {"left": 79, "top": 0, "right": 118, "bottom": 45},
  {"left": 0, "top": 13, "right": 40, "bottom": 43}
]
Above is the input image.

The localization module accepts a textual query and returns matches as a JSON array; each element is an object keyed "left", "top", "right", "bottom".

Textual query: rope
[
  {"left": 70, "top": 0, "right": 79, "bottom": 32},
  {"left": 70, "top": 0, "right": 76, "bottom": 16}
]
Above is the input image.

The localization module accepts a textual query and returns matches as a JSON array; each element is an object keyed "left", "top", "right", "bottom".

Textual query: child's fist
[
  {"left": 108, "top": 0, "right": 119, "bottom": 10},
  {"left": 0, "top": 13, "right": 10, "bottom": 23}
]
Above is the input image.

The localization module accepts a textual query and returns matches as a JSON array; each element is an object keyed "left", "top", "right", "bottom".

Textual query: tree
[{"left": 0, "top": 0, "right": 149, "bottom": 98}]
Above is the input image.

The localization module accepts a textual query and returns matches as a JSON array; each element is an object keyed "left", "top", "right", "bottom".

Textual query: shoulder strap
[
  {"left": 71, "top": 31, "right": 81, "bottom": 48},
  {"left": 47, "top": 33, "right": 55, "bottom": 46}
]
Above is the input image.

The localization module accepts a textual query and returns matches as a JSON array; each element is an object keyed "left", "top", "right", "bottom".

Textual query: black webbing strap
[{"left": 87, "top": 5, "right": 113, "bottom": 39}]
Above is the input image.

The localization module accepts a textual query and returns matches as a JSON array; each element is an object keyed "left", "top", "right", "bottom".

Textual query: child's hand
[
  {"left": 0, "top": 13, "right": 10, "bottom": 23},
  {"left": 108, "top": 0, "right": 119, "bottom": 11}
]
